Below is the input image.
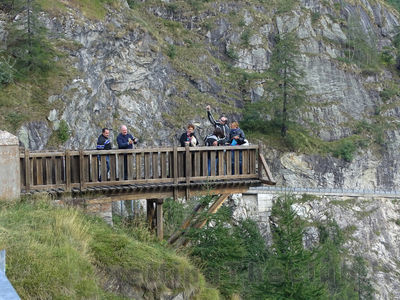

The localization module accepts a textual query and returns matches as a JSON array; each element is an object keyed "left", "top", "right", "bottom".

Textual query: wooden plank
[
  {"left": 161, "top": 152, "right": 167, "bottom": 178},
  {"left": 127, "top": 153, "right": 134, "bottom": 180},
  {"left": 185, "top": 144, "right": 191, "bottom": 184},
  {"left": 218, "top": 150, "right": 224, "bottom": 176},
  {"left": 91, "top": 155, "right": 98, "bottom": 182},
  {"left": 173, "top": 147, "right": 178, "bottom": 185},
  {"left": 136, "top": 153, "right": 141, "bottom": 180},
  {"left": 259, "top": 152, "right": 275, "bottom": 184},
  {"left": 100, "top": 155, "right": 107, "bottom": 181},
  {"left": 194, "top": 194, "right": 230, "bottom": 228},
  {"left": 202, "top": 151, "right": 208, "bottom": 177},
  {"left": 194, "top": 151, "right": 200, "bottom": 177},
  {"left": 55, "top": 156, "right": 62, "bottom": 184},
  {"left": 249, "top": 149, "right": 255, "bottom": 174},
  {"left": 152, "top": 152, "right": 159, "bottom": 179},
  {"left": 242, "top": 149, "right": 249, "bottom": 175},
  {"left": 210, "top": 151, "right": 216, "bottom": 176},
  {"left": 144, "top": 152, "right": 150, "bottom": 179},
  {"left": 65, "top": 150, "right": 71, "bottom": 192},
  {"left": 45, "top": 157, "right": 52, "bottom": 185},
  {"left": 24, "top": 149, "right": 30, "bottom": 192},
  {"left": 110, "top": 154, "right": 116, "bottom": 181},
  {"left": 156, "top": 199, "right": 164, "bottom": 240},
  {"left": 79, "top": 150, "right": 85, "bottom": 190},
  {"left": 36, "top": 157, "right": 43, "bottom": 185},
  {"left": 71, "top": 156, "right": 80, "bottom": 184},
  {"left": 234, "top": 150, "right": 240, "bottom": 175},
  {"left": 118, "top": 154, "right": 124, "bottom": 180},
  {"left": 226, "top": 150, "right": 232, "bottom": 176}
]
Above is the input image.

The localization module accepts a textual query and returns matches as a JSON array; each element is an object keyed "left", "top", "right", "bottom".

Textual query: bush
[
  {"left": 333, "top": 139, "right": 356, "bottom": 162},
  {"left": 167, "top": 44, "right": 177, "bottom": 59},
  {"left": 57, "top": 120, "right": 70, "bottom": 143},
  {"left": 0, "top": 57, "right": 15, "bottom": 85}
]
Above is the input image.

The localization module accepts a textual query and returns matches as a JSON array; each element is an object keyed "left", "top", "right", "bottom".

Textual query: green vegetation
[
  {"left": 342, "top": 15, "right": 379, "bottom": 73},
  {"left": 254, "top": 32, "right": 307, "bottom": 137},
  {"left": 165, "top": 194, "right": 372, "bottom": 299},
  {"left": 57, "top": 119, "right": 70, "bottom": 143},
  {"left": 0, "top": 196, "right": 216, "bottom": 299}
]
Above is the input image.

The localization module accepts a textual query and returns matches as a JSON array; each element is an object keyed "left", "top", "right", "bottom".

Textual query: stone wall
[{"left": 0, "top": 131, "right": 20, "bottom": 200}]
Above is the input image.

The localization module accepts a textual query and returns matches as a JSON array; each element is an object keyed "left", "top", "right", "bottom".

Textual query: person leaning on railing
[
  {"left": 229, "top": 121, "right": 248, "bottom": 174},
  {"left": 117, "top": 125, "right": 139, "bottom": 180},
  {"left": 96, "top": 127, "right": 112, "bottom": 181},
  {"left": 179, "top": 123, "right": 199, "bottom": 147}
]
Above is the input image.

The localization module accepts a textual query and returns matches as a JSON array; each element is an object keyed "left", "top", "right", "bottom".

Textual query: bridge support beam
[{"left": 0, "top": 131, "right": 20, "bottom": 200}]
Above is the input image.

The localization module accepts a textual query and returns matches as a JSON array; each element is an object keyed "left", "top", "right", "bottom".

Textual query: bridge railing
[{"left": 20, "top": 145, "right": 269, "bottom": 192}]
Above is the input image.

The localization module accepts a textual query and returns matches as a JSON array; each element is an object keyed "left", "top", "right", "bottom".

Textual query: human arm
[{"left": 207, "top": 109, "right": 217, "bottom": 126}]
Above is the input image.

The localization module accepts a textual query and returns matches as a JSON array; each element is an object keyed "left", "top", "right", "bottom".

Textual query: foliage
[
  {"left": 332, "top": 139, "right": 357, "bottom": 162},
  {"left": 342, "top": 15, "right": 379, "bottom": 72},
  {"left": 57, "top": 119, "right": 70, "bottom": 143},
  {"left": 267, "top": 32, "right": 308, "bottom": 137},
  {"left": 257, "top": 195, "right": 328, "bottom": 299},
  {"left": 167, "top": 44, "right": 177, "bottom": 59},
  {"left": 226, "top": 47, "right": 239, "bottom": 60},
  {"left": 240, "top": 28, "right": 251, "bottom": 46},
  {"left": 0, "top": 196, "right": 214, "bottom": 299},
  {"left": 0, "top": 56, "right": 15, "bottom": 85}
]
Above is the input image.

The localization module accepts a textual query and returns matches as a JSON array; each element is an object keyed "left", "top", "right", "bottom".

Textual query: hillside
[{"left": 0, "top": 196, "right": 218, "bottom": 299}]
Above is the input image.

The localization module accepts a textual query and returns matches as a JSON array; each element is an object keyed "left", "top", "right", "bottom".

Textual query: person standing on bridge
[
  {"left": 206, "top": 105, "right": 229, "bottom": 144},
  {"left": 179, "top": 124, "right": 199, "bottom": 147},
  {"left": 117, "top": 125, "right": 138, "bottom": 180},
  {"left": 96, "top": 128, "right": 112, "bottom": 181}
]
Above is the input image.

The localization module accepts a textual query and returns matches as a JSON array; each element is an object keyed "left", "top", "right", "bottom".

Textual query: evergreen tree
[
  {"left": 2, "top": 0, "right": 55, "bottom": 82},
  {"left": 256, "top": 195, "right": 327, "bottom": 299},
  {"left": 268, "top": 33, "right": 307, "bottom": 137}
]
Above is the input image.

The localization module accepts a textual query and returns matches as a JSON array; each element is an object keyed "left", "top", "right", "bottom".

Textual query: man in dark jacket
[
  {"left": 117, "top": 125, "right": 138, "bottom": 180},
  {"left": 96, "top": 128, "right": 112, "bottom": 181},
  {"left": 117, "top": 125, "right": 138, "bottom": 149},
  {"left": 206, "top": 105, "right": 229, "bottom": 144}
]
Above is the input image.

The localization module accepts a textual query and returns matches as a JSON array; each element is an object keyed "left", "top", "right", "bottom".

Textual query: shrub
[
  {"left": 0, "top": 57, "right": 15, "bottom": 85},
  {"left": 167, "top": 44, "right": 177, "bottom": 59},
  {"left": 57, "top": 120, "right": 70, "bottom": 143},
  {"left": 226, "top": 47, "right": 239, "bottom": 60},
  {"left": 333, "top": 139, "right": 356, "bottom": 162}
]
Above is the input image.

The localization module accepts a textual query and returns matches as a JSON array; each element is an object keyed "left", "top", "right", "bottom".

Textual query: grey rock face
[
  {"left": 232, "top": 192, "right": 400, "bottom": 300},
  {"left": 18, "top": 121, "right": 52, "bottom": 150}
]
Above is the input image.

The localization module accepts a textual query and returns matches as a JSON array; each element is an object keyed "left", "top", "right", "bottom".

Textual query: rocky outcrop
[{"left": 232, "top": 192, "right": 400, "bottom": 299}]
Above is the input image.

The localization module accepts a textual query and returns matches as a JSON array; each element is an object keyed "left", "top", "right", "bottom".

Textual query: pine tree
[
  {"left": 257, "top": 195, "right": 327, "bottom": 299},
  {"left": 268, "top": 33, "right": 307, "bottom": 137},
  {"left": 4, "top": 0, "right": 55, "bottom": 80}
]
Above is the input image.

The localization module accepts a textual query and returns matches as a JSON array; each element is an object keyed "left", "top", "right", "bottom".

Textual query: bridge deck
[{"left": 20, "top": 145, "right": 274, "bottom": 197}]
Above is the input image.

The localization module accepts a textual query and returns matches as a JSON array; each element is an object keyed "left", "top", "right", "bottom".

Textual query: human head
[
  {"left": 120, "top": 125, "right": 127, "bottom": 135},
  {"left": 213, "top": 127, "right": 224, "bottom": 138},
  {"left": 187, "top": 124, "right": 195, "bottom": 133},
  {"left": 230, "top": 121, "right": 239, "bottom": 129},
  {"left": 102, "top": 128, "right": 109, "bottom": 137},
  {"left": 219, "top": 114, "right": 228, "bottom": 124}
]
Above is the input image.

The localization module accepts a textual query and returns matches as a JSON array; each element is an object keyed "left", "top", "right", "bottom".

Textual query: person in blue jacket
[
  {"left": 96, "top": 128, "right": 112, "bottom": 181},
  {"left": 117, "top": 125, "right": 138, "bottom": 180}
]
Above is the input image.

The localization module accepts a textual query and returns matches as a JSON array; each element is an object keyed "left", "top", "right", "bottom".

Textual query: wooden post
[
  {"left": 173, "top": 146, "right": 178, "bottom": 201},
  {"left": 156, "top": 199, "right": 164, "bottom": 240},
  {"left": 147, "top": 199, "right": 156, "bottom": 229},
  {"left": 79, "top": 149, "right": 85, "bottom": 191},
  {"left": 24, "top": 149, "right": 30, "bottom": 192},
  {"left": 258, "top": 142, "right": 263, "bottom": 180},
  {"left": 65, "top": 150, "right": 71, "bottom": 192},
  {"left": 185, "top": 144, "right": 191, "bottom": 185}
]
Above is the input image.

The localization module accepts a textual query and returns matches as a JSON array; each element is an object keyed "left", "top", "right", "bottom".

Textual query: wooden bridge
[{"left": 18, "top": 144, "right": 275, "bottom": 239}]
